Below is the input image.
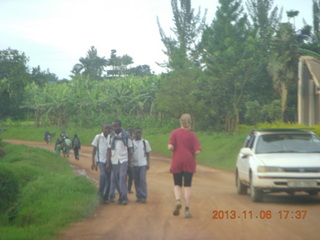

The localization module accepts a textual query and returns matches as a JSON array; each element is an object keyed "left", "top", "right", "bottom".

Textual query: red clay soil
[{"left": 4, "top": 139, "right": 320, "bottom": 240}]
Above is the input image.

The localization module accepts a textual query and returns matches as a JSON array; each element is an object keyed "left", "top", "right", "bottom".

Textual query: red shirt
[{"left": 169, "top": 128, "right": 201, "bottom": 173}]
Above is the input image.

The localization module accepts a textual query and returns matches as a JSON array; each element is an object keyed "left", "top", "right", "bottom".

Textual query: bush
[
  {"left": 0, "top": 143, "right": 98, "bottom": 240},
  {"left": 0, "top": 166, "right": 19, "bottom": 212}
]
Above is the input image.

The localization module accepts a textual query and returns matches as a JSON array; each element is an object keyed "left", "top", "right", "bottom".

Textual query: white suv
[{"left": 235, "top": 129, "right": 320, "bottom": 202}]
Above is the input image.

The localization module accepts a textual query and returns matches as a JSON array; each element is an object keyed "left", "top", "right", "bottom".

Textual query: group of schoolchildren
[
  {"left": 54, "top": 132, "right": 81, "bottom": 160},
  {"left": 91, "top": 120, "right": 151, "bottom": 205}
]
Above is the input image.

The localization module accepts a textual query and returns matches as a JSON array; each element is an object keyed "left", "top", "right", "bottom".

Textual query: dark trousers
[
  {"left": 127, "top": 167, "right": 134, "bottom": 191},
  {"left": 133, "top": 166, "right": 147, "bottom": 199},
  {"left": 73, "top": 147, "right": 79, "bottom": 159},
  {"left": 98, "top": 162, "right": 111, "bottom": 201},
  {"left": 110, "top": 162, "right": 128, "bottom": 201}
]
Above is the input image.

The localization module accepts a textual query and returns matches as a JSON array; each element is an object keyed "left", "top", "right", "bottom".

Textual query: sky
[{"left": 0, "top": 0, "right": 314, "bottom": 79}]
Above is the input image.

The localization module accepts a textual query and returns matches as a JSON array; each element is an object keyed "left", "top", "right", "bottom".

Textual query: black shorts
[{"left": 173, "top": 172, "right": 193, "bottom": 187}]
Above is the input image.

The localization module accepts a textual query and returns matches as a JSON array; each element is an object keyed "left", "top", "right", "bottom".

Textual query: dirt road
[{"left": 4, "top": 139, "right": 320, "bottom": 240}]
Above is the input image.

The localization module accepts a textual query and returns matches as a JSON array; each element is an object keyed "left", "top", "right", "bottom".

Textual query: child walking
[
  {"left": 107, "top": 120, "right": 133, "bottom": 205},
  {"left": 132, "top": 127, "right": 151, "bottom": 203}
]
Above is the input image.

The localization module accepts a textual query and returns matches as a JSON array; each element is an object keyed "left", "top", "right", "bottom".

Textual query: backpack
[
  {"left": 73, "top": 137, "right": 80, "bottom": 148},
  {"left": 133, "top": 139, "right": 147, "bottom": 157},
  {"left": 65, "top": 138, "right": 71, "bottom": 147},
  {"left": 143, "top": 140, "right": 147, "bottom": 156}
]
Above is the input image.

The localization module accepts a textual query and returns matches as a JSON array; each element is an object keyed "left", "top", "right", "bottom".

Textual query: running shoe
[
  {"left": 184, "top": 209, "right": 192, "bottom": 218},
  {"left": 173, "top": 200, "right": 182, "bottom": 216}
]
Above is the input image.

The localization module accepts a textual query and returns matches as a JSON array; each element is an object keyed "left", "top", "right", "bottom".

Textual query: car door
[{"left": 237, "top": 135, "right": 255, "bottom": 184}]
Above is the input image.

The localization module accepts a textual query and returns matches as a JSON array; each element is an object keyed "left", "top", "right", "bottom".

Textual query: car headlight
[{"left": 257, "top": 166, "right": 283, "bottom": 172}]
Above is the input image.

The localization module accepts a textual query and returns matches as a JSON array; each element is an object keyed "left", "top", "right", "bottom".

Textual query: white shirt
[
  {"left": 132, "top": 139, "right": 151, "bottom": 167},
  {"left": 107, "top": 132, "right": 133, "bottom": 165},
  {"left": 91, "top": 133, "right": 108, "bottom": 163}
]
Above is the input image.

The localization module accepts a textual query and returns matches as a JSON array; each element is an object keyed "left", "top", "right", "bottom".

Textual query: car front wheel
[
  {"left": 250, "top": 174, "right": 263, "bottom": 202},
  {"left": 236, "top": 171, "right": 247, "bottom": 195}
]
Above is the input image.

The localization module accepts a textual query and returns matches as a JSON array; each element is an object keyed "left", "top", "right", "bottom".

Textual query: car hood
[{"left": 255, "top": 153, "right": 320, "bottom": 167}]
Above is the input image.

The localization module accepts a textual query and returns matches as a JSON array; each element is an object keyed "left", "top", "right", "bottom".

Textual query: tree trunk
[
  {"left": 280, "top": 82, "right": 288, "bottom": 122},
  {"left": 233, "top": 103, "right": 240, "bottom": 135},
  {"left": 34, "top": 110, "right": 40, "bottom": 128}
]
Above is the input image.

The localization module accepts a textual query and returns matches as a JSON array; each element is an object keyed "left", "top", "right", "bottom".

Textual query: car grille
[
  {"left": 283, "top": 167, "right": 320, "bottom": 173},
  {"left": 274, "top": 181, "right": 320, "bottom": 186}
]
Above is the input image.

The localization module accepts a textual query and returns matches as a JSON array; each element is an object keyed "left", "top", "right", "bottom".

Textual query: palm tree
[
  {"left": 121, "top": 54, "right": 133, "bottom": 75},
  {"left": 286, "top": 10, "right": 299, "bottom": 28},
  {"left": 71, "top": 46, "right": 107, "bottom": 80},
  {"left": 268, "top": 23, "right": 299, "bottom": 121}
]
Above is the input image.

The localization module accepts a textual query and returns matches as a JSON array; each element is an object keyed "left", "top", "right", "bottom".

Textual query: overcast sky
[{"left": 0, "top": 0, "right": 314, "bottom": 79}]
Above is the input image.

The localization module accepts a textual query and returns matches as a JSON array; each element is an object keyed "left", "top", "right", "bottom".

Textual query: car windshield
[{"left": 255, "top": 133, "right": 320, "bottom": 154}]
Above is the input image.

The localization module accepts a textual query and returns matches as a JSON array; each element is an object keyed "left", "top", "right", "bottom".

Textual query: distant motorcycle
[
  {"left": 47, "top": 134, "right": 52, "bottom": 144},
  {"left": 44, "top": 132, "right": 55, "bottom": 144}
]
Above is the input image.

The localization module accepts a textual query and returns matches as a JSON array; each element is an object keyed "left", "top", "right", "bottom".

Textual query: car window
[
  {"left": 255, "top": 133, "right": 320, "bottom": 154},
  {"left": 244, "top": 134, "right": 255, "bottom": 148}
]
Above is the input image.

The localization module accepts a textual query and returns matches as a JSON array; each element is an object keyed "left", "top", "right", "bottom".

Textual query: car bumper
[{"left": 252, "top": 174, "right": 320, "bottom": 191}]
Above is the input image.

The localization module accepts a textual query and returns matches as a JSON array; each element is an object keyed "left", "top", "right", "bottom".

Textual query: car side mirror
[{"left": 240, "top": 148, "right": 253, "bottom": 158}]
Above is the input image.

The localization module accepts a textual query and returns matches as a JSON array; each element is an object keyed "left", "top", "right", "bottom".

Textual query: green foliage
[
  {"left": 311, "top": 124, "right": 320, "bottom": 136},
  {"left": 246, "top": 0, "right": 281, "bottom": 41},
  {"left": 2, "top": 0, "right": 320, "bottom": 132},
  {"left": 155, "top": 69, "right": 206, "bottom": 130},
  {"left": 0, "top": 166, "right": 18, "bottom": 212},
  {"left": 268, "top": 23, "right": 299, "bottom": 121},
  {"left": 157, "top": 0, "right": 206, "bottom": 70},
  {"left": 106, "top": 49, "right": 135, "bottom": 77},
  {"left": 0, "top": 144, "right": 98, "bottom": 240},
  {"left": 197, "top": 132, "right": 244, "bottom": 170},
  {"left": 245, "top": 100, "right": 263, "bottom": 124},
  {"left": 144, "top": 133, "right": 171, "bottom": 157},
  {"left": 23, "top": 75, "right": 161, "bottom": 128},
  {"left": 255, "top": 121, "right": 320, "bottom": 135},
  {"left": 0, "top": 48, "right": 31, "bottom": 120},
  {"left": 71, "top": 46, "right": 107, "bottom": 80},
  {"left": 256, "top": 121, "right": 312, "bottom": 129},
  {"left": 30, "top": 66, "right": 58, "bottom": 87},
  {"left": 245, "top": 99, "right": 281, "bottom": 124},
  {"left": 13, "top": 174, "right": 97, "bottom": 227}
]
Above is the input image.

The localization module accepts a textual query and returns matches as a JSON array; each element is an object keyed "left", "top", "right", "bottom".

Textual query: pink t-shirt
[{"left": 169, "top": 128, "right": 201, "bottom": 173}]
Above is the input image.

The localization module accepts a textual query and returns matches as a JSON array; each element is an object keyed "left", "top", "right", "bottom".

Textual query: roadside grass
[
  {"left": 145, "top": 132, "right": 245, "bottom": 171},
  {"left": 0, "top": 143, "right": 98, "bottom": 240},
  {"left": 1, "top": 121, "right": 319, "bottom": 171},
  {"left": 196, "top": 133, "right": 244, "bottom": 170},
  {"left": 0, "top": 125, "right": 99, "bottom": 145}
]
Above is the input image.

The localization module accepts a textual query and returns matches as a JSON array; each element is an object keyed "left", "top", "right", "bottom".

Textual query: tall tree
[
  {"left": 296, "top": 1, "right": 320, "bottom": 59},
  {"left": 157, "top": 0, "right": 206, "bottom": 70},
  {"left": 246, "top": 0, "right": 281, "bottom": 44},
  {"left": 286, "top": 10, "right": 299, "bottom": 28},
  {"left": 155, "top": 68, "right": 205, "bottom": 129},
  {"left": 106, "top": 50, "right": 134, "bottom": 78},
  {"left": 156, "top": 0, "right": 206, "bottom": 128},
  {"left": 200, "top": 0, "right": 252, "bottom": 132},
  {"left": 128, "top": 65, "right": 152, "bottom": 76},
  {"left": 72, "top": 46, "right": 107, "bottom": 80},
  {"left": 243, "top": 0, "right": 281, "bottom": 114},
  {"left": 313, "top": 0, "right": 320, "bottom": 43},
  {"left": 0, "top": 48, "right": 30, "bottom": 119},
  {"left": 268, "top": 23, "right": 299, "bottom": 121},
  {"left": 30, "top": 66, "right": 58, "bottom": 86}
]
